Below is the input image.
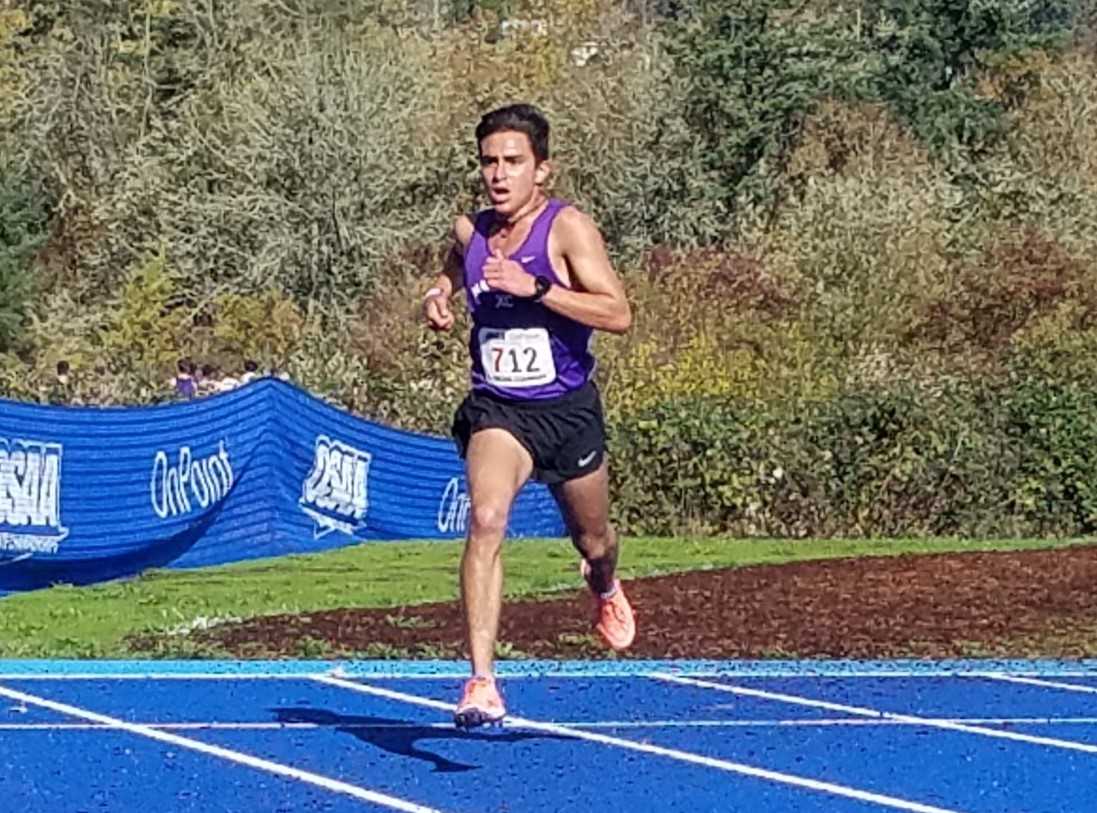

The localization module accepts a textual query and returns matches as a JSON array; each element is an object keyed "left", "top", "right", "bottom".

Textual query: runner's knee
[
  {"left": 574, "top": 524, "right": 615, "bottom": 559},
  {"left": 469, "top": 503, "right": 509, "bottom": 541}
]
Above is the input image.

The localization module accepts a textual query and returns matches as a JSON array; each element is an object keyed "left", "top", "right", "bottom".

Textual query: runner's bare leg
[
  {"left": 462, "top": 428, "right": 533, "bottom": 676},
  {"left": 550, "top": 461, "right": 618, "bottom": 594}
]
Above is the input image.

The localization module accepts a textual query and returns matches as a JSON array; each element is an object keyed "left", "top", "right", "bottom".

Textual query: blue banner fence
[{"left": 0, "top": 379, "right": 564, "bottom": 596}]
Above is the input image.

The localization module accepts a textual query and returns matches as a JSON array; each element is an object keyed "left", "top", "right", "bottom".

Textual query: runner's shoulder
[
  {"left": 453, "top": 213, "right": 477, "bottom": 249},
  {"left": 550, "top": 204, "right": 604, "bottom": 247}
]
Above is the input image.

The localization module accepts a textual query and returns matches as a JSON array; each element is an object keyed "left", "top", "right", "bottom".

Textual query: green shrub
[
  {"left": 1002, "top": 378, "right": 1097, "bottom": 533},
  {"left": 608, "top": 396, "right": 772, "bottom": 536},
  {"left": 861, "top": 0, "right": 1076, "bottom": 157},
  {"left": 665, "top": 0, "right": 866, "bottom": 225},
  {"left": 609, "top": 376, "right": 1097, "bottom": 538},
  {"left": 0, "top": 163, "right": 49, "bottom": 351},
  {"left": 98, "top": 248, "right": 189, "bottom": 382}
]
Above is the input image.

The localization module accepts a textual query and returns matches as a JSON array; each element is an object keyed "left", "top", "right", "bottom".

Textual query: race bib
[{"left": 478, "top": 327, "right": 556, "bottom": 388}]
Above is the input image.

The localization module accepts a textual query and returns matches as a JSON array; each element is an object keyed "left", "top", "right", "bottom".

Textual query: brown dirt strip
[{"left": 159, "top": 546, "right": 1097, "bottom": 660}]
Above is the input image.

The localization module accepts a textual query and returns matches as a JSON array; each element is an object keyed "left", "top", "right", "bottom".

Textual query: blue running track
[{"left": 3, "top": 659, "right": 1097, "bottom": 812}]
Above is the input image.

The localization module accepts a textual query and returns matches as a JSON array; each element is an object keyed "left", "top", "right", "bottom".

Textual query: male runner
[{"left": 421, "top": 104, "right": 635, "bottom": 729}]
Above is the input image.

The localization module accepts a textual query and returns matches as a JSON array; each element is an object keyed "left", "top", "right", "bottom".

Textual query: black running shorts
[{"left": 451, "top": 381, "right": 606, "bottom": 484}]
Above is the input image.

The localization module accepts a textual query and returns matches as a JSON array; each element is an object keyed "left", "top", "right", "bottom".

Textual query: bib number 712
[{"left": 478, "top": 327, "right": 556, "bottom": 388}]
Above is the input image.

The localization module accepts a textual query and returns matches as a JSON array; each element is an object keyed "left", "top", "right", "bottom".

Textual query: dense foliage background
[{"left": 2, "top": 0, "right": 1096, "bottom": 536}]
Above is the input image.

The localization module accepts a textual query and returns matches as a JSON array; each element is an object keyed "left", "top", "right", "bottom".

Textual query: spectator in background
[
  {"left": 198, "top": 363, "right": 217, "bottom": 395},
  {"left": 46, "top": 359, "right": 74, "bottom": 405},
  {"left": 199, "top": 363, "right": 240, "bottom": 394},
  {"left": 239, "top": 359, "right": 260, "bottom": 385},
  {"left": 172, "top": 358, "right": 198, "bottom": 399},
  {"left": 216, "top": 369, "right": 241, "bottom": 392}
]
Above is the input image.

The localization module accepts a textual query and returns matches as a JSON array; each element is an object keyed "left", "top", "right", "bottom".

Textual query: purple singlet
[{"left": 462, "top": 198, "right": 595, "bottom": 400}]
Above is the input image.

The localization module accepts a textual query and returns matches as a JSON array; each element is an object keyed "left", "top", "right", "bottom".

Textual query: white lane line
[
  {"left": 313, "top": 675, "right": 968, "bottom": 813},
  {"left": 0, "top": 684, "right": 442, "bottom": 813},
  {"left": 981, "top": 674, "right": 1097, "bottom": 695},
  {"left": 656, "top": 674, "right": 1097, "bottom": 755},
  {"left": 0, "top": 673, "right": 323, "bottom": 681},
  {"left": 0, "top": 722, "right": 330, "bottom": 731},
  {"left": 8, "top": 716, "right": 1097, "bottom": 732}
]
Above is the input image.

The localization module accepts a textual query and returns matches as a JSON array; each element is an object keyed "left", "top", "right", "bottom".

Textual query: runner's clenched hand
[
  {"left": 483, "top": 249, "right": 536, "bottom": 298},
  {"left": 423, "top": 290, "right": 455, "bottom": 332}
]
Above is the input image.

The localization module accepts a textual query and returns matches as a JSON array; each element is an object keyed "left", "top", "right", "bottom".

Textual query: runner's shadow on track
[{"left": 271, "top": 707, "right": 571, "bottom": 773}]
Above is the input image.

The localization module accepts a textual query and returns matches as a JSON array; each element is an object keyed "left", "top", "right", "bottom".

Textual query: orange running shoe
[
  {"left": 581, "top": 560, "right": 636, "bottom": 652},
  {"left": 454, "top": 675, "right": 506, "bottom": 729}
]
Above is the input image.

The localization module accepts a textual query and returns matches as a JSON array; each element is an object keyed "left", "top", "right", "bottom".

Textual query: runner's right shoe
[{"left": 454, "top": 675, "right": 506, "bottom": 729}]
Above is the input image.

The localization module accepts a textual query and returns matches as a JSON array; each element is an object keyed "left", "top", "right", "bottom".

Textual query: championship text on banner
[{"left": 0, "top": 379, "right": 565, "bottom": 596}]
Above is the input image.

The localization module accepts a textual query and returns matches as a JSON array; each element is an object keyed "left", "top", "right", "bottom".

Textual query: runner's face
[{"left": 478, "top": 130, "right": 547, "bottom": 217}]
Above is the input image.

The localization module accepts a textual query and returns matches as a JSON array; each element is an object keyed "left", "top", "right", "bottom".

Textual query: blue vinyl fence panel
[{"left": 0, "top": 379, "right": 564, "bottom": 595}]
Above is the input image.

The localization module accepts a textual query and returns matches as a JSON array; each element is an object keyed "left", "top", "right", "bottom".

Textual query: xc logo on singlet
[{"left": 468, "top": 280, "right": 515, "bottom": 309}]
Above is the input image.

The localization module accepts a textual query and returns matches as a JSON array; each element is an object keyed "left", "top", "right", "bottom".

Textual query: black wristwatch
[{"left": 530, "top": 275, "right": 552, "bottom": 302}]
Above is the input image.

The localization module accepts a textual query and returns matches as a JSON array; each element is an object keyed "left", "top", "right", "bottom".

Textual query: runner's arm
[
  {"left": 423, "top": 216, "right": 473, "bottom": 331},
  {"left": 541, "top": 208, "right": 631, "bottom": 334},
  {"left": 425, "top": 216, "right": 474, "bottom": 300}
]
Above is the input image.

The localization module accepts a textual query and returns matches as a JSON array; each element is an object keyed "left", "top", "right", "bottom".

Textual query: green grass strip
[{"left": 0, "top": 536, "right": 1089, "bottom": 658}]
